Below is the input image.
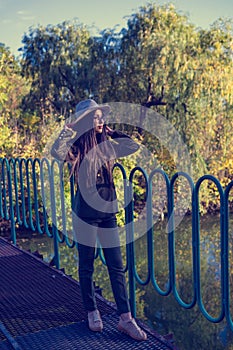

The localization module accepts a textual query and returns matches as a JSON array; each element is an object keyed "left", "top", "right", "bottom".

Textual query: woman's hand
[
  {"left": 105, "top": 125, "right": 114, "bottom": 136},
  {"left": 57, "top": 124, "right": 76, "bottom": 141},
  {"left": 64, "top": 124, "right": 75, "bottom": 131}
]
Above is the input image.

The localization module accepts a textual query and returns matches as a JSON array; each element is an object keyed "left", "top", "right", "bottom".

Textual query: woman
[{"left": 51, "top": 99, "right": 147, "bottom": 341}]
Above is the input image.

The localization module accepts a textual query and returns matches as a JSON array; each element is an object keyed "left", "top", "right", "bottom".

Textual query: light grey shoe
[
  {"left": 118, "top": 318, "right": 147, "bottom": 341},
  {"left": 88, "top": 310, "right": 103, "bottom": 332}
]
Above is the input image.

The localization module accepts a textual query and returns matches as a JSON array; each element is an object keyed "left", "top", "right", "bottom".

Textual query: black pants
[{"left": 76, "top": 216, "right": 131, "bottom": 315}]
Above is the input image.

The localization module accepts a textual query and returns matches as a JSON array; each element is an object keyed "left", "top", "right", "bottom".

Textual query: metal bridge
[{"left": 0, "top": 157, "right": 233, "bottom": 335}]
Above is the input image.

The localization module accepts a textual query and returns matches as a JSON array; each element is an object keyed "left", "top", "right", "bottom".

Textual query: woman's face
[{"left": 93, "top": 109, "right": 105, "bottom": 133}]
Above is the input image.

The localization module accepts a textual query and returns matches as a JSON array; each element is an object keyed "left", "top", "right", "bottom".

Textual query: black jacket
[{"left": 51, "top": 128, "right": 139, "bottom": 219}]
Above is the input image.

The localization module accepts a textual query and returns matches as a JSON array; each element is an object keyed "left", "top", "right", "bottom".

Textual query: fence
[{"left": 0, "top": 157, "right": 233, "bottom": 331}]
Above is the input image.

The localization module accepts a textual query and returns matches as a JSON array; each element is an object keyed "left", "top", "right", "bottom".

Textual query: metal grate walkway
[{"left": 0, "top": 237, "right": 178, "bottom": 350}]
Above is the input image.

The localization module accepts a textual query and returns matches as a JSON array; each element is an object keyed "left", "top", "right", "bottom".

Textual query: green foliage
[
  {"left": 0, "top": 44, "right": 28, "bottom": 157},
  {"left": 117, "top": 4, "right": 233, "bottom": 184},
  {"left": 0, "top": 3, "right": 233, "bottom": 214},
  {"left": 20, "top": 20, "right": 93, "bottom": 117}
]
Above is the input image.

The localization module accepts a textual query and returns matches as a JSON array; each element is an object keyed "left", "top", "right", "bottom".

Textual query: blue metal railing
[{"left": 0, "top": 157, "right": 232, "bottom": 330}]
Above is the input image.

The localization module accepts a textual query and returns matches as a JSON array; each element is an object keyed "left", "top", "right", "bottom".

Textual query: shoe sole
[
  {"left": 89, "top": 327, "right": 103, "bottom": 332},
  {"left": 88, "top": 321, "right": 103, "bottom": 332}
]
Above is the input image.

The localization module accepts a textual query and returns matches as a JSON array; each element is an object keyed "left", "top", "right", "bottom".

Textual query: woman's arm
[
  {"left": 106, "top": 126, "right": 140, "bottom": 157},
  {"left": 51, "top": 126, "right": 76, "bottom": 161}
]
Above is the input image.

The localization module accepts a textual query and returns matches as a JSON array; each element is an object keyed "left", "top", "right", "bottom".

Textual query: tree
[
  {"left": 0, "top": 44, "right": 28, "bottom": 157},
  {"left": 114, "top": 4, "right": 233, "bottom": 184},
  {"left": 6, "top": 3, "right": 233, "bottom": 197},
  {"left": 20, "top": 20, "right": 92, "bottom": 119}
]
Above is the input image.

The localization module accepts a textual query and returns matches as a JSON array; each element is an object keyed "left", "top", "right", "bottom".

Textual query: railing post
[
  {"left": 125, "top": 182, "right": 136, "bottom": 318},
  {"left": 223, "top": 181, "right": 232, "bottom": 331},
  {"left": 40, "top": 158, "right": 60, "bottom": 269},
  {"left": 52, "top": 224, "right": 60, "bottom": 269},
  {"left": 167, "top": 179, "right": 175, "bottom": 292},
  {"left": 50, "top": 161, "right": 60, "bottom": 269},
  {"left": 7, "top": 160, "right": 16, "bottom": 244},
  {"left": 1, "top": 159, "right": 16, "bottom": 244}
]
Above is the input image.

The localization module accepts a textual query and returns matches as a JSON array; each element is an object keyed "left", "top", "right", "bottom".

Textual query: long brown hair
[{"left": 67, "top": 123, "right": 115, "bottom": 187}]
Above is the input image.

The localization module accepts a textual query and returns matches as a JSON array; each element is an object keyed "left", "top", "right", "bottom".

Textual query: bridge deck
[{"left": 0, "top": 237, "right": 177, "bottom": 350}]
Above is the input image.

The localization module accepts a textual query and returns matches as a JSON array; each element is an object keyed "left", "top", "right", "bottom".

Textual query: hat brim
[{"left": 67, "top": 104, "right": 111, "bottom": 127}]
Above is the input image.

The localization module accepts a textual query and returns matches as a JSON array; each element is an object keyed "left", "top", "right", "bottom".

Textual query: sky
[{"left": 0, "top": 0, "right": 233, "bottom": 56}]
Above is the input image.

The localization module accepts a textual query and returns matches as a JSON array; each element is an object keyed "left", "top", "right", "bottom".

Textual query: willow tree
[
  {"left": 196, "top": 19, "right": 233, "bottom": 182},
  {"left": 86, "top": 28, "right": 123, "bottom": 103},
  {"left": 20, "top": 20, "right": 93, "bottom": 119},
  {"left": 18, "top": 4, "right": 233, "bottom": 185},
  {"left": 115, "top": 4, "right": 233, "bottom": 180},
  {"left": 0, "top": 44, "right": 28, "bottom": 157}
]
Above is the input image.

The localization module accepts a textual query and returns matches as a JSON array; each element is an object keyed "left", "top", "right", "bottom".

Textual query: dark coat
[{"left": 51, "top": 129, "right": 139, "bottom": 220}]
